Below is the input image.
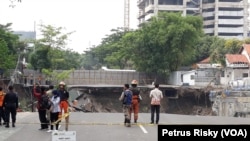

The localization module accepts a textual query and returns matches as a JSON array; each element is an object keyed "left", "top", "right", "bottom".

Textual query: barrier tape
[
  {"left": 15, "top": 112, "right": 159, "bottom": 126},
  {"left": 52, "top": 113, "right": 70, "bottom": 125}
]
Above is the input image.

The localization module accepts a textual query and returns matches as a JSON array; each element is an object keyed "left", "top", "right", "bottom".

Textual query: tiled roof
[
  {"left": 225, "top": 54, "right": 249, "bottom": 64},
  {"left": 240, "top": 44, "right": 250, "bottom": 55}
]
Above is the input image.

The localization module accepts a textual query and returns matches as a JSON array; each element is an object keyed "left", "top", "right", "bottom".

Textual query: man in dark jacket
[{"left": 3, "top": 85, "right": 18, "bottom": 128}]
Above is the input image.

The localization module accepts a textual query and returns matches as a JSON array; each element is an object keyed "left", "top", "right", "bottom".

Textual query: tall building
[{"left": 137, "top": 0, "right": 249, "bottom": 39}]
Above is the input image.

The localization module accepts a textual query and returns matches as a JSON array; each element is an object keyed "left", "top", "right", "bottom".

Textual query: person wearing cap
[
  {"left": 47, "top": 90, "right": 61, "bottom": 132},
  {"left": 129, "top": 79, "right": 141, "bottom": 123},
  {"left": 57, "top": 81, "right": 69, "bottom": 131}
]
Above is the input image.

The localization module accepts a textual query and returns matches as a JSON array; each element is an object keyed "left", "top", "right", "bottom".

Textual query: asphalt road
[{"left": 0, "top": 112, "right": 250, "bottom": 141}]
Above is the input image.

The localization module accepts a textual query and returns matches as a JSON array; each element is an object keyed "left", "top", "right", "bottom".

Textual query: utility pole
[{"left": 124, "top": 0, "right": 130, "bottom": 31}]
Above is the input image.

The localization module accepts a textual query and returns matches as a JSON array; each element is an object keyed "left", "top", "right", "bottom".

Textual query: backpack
[
  {"left": 123, "top": 90, "right": 132, "bottom": 105},
  {"left": 40, "top": 94, "right": 51, "bottom": 109}
]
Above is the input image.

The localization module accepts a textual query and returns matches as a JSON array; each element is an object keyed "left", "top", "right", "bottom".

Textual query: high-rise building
[{"left": 137, "top": 0, "right": 249, "bottom": 39}]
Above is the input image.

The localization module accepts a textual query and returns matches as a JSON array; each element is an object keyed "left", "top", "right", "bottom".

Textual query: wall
[{"left": 21, "top": 69, "right": 166, "bottom": 86}]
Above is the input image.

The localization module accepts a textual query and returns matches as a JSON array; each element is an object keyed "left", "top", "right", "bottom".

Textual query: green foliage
[
  {"left": 29, "top": 24, "right": 83, "bottom": 70},
  {"left": 42, "top": 68, "right": 74, "bottom": 84},
  {"left": 53, "top": 69, "right": 74, "bottom": 84},
  {"left": 0, "top": 38, "right": 15, "bottom": 74},
  {"left": 224, "top": 38, "right": 243, "bottom": 54},
  {"left": 0, "top": 23, "right": 19, "bottom": 54},
  {"left": 129, "top": 12, "right": 203, "bottom": 76}
]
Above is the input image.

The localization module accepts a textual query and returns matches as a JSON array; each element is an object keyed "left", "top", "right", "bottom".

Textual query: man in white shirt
[{"left": 149, "top": 83, "right": 163, "bottom": 124}]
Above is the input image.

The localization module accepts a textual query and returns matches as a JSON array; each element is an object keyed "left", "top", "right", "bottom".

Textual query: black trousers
[
  {"left": 0, "top": 106, "right": 6, "bottom": 123},
  {"left": 0, "top": 107, "right": 6, "bottom": 123},
  {"left": 50, "top": 112, "right": 59, "bottom": 130},
  {"left": 38, "top": 109, "right": 48, "bottom": 129},
  {"left": 5, "top": 106, "right": 16, "bottom": 123},
  {"left": 151, "top": 105, "right": 160, "bottom": 123}
]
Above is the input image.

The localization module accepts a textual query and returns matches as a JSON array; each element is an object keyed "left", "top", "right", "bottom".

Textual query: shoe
[
  {"left": 12, "top": 124, "right": 15, "bottom": 127},
  {"left": 134, "top": 120, "right": 137, "bottom": 123},
  {"left": 47, "top": 130, "right": 52, "bottom": 133},
  {"left": 127, "top": 120, "right": 131, "bottom": 127},
  {"left": 150, "top": 122, "right": 154, "bottom": 124},
  {"left": 5, "top": 125, "right": 9, "bottom": 128},
  {"left": 38, "top": 128, "right": 48, "bottom": 131}
]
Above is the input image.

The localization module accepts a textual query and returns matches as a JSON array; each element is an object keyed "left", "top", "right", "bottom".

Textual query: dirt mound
[{"left": 72, "top": 86, "right": 214, "bottom": 116}]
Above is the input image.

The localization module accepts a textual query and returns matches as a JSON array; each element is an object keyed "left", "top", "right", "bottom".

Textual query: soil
[
  {"left": 12, "top": 84, "right": 221, "bottom": 116},
  {"left": 70, "top": 85, "right": 220, "bottom": 116}
]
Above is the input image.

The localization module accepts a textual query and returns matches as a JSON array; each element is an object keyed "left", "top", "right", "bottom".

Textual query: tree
[
  {"left": 29, "top": 24, "right": 76, "bottom": 70},
  {"left": 0, "top": 23, "right": 19, "bottom": 54},
  {"left": 126, "top": 12, "right": 203, "bottom": 76},
  {"left": 0, "top": 38, "right": 15, "bottom": 76},
  {"left": 224, "top": 38, "right": 243, "bottom": 54},
  {"left": 92, "top": 28, "right": 127, "bottom": 69}
]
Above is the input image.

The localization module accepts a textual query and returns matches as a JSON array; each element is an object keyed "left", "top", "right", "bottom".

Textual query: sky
[{"left": 0, "top": 0, "right": 138, "bottom": 53}]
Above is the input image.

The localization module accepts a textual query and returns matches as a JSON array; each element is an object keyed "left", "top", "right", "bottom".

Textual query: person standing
[
  {"left": 3, "top": 85, "right": 18, "bottom": 128},
  {"left": 129, "top": 80, "right": 141, "bottom": 123},
  {"left": 0, "top": 87, "right": 6, "bottom": 125},
  {"left": 47, "top": 90, "right": 61, "bottom": 132},
  {"left": 57, "top": 81, "right": 69, "bottom": 131},
  {"left": 149, "top": 83, "right": 163, "bottom": 124},
  {"left": 119, "top": 84, "right": 132, "bottom": 127},
  {"left": 33, "top": 85, "right": 49, "bottom": 130},
  {"left": 46, "top": 85, "right": 54, "bottom": 124}
]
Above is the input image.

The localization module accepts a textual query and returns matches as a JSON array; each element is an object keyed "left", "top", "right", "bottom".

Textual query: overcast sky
[
  {"left": 1, "top": 0, "right": 250, "bottom": 53},
  {"left": 0, "top": 0, "right": 138, "bottom": 53}
]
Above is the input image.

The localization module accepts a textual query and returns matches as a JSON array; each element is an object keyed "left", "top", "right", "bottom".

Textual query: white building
[
  {"left": 220, "top": 44, "right": 250, "bottom": 86},
  {"left": 137, "top": 0, "right": 249, "bottom": 39}
]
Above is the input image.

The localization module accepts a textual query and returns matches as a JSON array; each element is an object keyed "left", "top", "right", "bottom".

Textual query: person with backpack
[
  {"left": 33, "top": 85, "right": 49, "bottom": 130},
  {"left": 119, "top": 84, "right": 132, "bottom": 127},
  {"left": 3, "top": 85, "right": 18, "bottom": 128},
  {"left": 0, "top": 87, "right": 6, "bottom": 125}
]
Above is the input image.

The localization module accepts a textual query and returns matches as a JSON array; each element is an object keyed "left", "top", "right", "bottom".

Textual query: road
[{"left": 0, "top": 112, "right": 250, "bottom": 141}]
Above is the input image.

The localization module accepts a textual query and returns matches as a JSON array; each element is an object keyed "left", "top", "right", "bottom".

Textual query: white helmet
[
  {"left": 131, "top": 80, "right": 138, "bottom": 85},
  {"left": 59, "top": 81, "right": 66, "bottom": 85}
]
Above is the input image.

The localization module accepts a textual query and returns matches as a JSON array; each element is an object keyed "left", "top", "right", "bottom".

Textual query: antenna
[{"left": 124, "top": 0, "right": 130, "bottom": 31}]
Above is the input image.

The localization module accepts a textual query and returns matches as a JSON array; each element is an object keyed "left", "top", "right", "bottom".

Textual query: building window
[
  {"left": 243, "top": 73, "right": 248, "bottom": 78},
  {"left": 221, "top": 71, "right": 225, "bottom": 77},
  {"left": 191, "top": 75, "right": 194, "bottom": 80}
]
